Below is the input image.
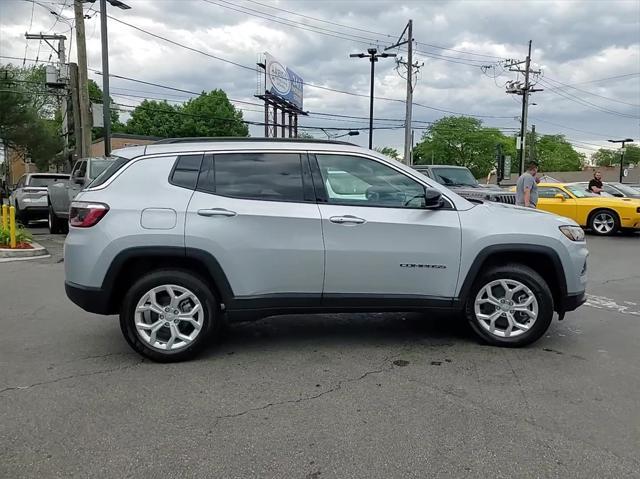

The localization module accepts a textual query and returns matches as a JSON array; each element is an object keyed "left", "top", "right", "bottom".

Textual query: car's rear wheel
[
  {"left": 465, "top": 264, "right": 553, "bottom": 347},
  {"left": 14, "top": 202, "right": 28, "bottom": 226},
  {"left": 48, "top": 205, "right": 68, "bottom": 234},
  {"left": 589, "top": 209, "right": 619, "bottom": 236},
  {"left": 120, "top": 270, "right": 219, "bottom": 362}
]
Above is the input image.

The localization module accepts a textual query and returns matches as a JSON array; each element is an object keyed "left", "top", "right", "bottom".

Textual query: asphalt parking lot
[{"left": 1, "top": 224, "right": 639, "bottom": 478}]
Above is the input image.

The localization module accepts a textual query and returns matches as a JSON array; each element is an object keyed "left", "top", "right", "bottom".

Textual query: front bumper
[{"left": 65, "top": 281, "right": 114, "bottom": 315}]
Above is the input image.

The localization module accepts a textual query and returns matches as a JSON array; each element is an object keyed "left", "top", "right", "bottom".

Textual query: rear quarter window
[{"left": 88, "top": 156, "right": 131, "bottom": 188}]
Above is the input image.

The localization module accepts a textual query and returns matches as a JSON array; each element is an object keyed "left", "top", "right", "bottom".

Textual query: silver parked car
[
  {"left": 64, "top": 138, "right": 588, "bottom": 362},
  {"left": 9, "top": 173, "right": 70, "bottom": 225},
  {"left": 47, "top": 157, "right": 114, "bottom": 233},
  {"left": 574, "top": 181, "right": 640, "bottom": 199}
]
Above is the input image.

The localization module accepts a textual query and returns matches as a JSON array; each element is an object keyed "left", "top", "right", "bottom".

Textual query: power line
[
  {"left": 244, "top": 0, "right": 506, "bottom": 60},
  {"left": 542, "top": 75, "right": 640, "bottom": 108},
  {"left": 94, "top": 19, "right": 512, "bottom": 118},
  {"left": 205, "top": 0, "right": 386, "bottom": 46},
  {"left": 538, "top": 78, "right": 639, "bottom": 119}
]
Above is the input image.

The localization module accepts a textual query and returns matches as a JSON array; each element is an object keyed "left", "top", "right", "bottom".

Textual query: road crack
[
  {"left": 0, "top": 361, "right": 144, "bottom": 395},
  {"left": 213, "top": 351, "right": 405, "bottom": 424}
]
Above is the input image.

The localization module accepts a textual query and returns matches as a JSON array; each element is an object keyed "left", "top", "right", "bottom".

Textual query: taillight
[{"left": 69, "top": 201, "right": 109, "bottom": 227}]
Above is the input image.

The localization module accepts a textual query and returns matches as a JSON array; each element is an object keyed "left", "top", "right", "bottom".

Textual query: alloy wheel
[
  {"left": 592, "top": 212, "right": 615, "bottom": 234},
  {"left": 474, "top": 279, "right": 539, "bottom": 338},
  {"left": 134, "top": 284, "right": 204, "bottom": 351}
]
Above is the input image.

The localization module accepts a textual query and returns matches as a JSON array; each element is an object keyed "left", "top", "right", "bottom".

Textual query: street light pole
[
  {"left": 608, "top": 138, "right": 634, "bottom": 183},
  {"left": 94, "top": 0, "right": 131, "bottom": 156},
  {"left": 350, "top": 48, "right": 396, "bottom": 149}
]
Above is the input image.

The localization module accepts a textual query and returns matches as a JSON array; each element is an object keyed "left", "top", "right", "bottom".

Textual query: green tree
[
  {"left": 592, "top": 144, "right": 639, "bottom": 166},
  {"left": 0, "top": 65, "right": 63, "bottom": 172},
  {"left": 591, "top": 148, "right": 618, "bottom": 167},
  {"left": 178, "top": 89, "right": 248, "bottom": 137},
  {"left": 123, "top": 89, "right": 249, "bottom": 138},
  {"left": 413, "top": 116, "right": 512, "bottom": 177},
  {"left": 88, "top": 79, "right": 123, "bottom": 139},
  {"left": 125, "top": 99, "right": 182, "bottom": 137},
  {"left": 375, "top": 146, "right": 400, "bottom": 160},
  {"left": 536, "top": 135, "right": 584, "bottom": 171}
]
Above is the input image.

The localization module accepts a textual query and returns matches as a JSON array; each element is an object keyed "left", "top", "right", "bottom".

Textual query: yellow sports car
[{"left": 532, "top": 183, "right": 640, "bottom": 236}]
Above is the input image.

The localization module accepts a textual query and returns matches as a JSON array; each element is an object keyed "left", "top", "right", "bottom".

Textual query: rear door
[
  {"left": 185, "top": 151, "right": 324, "bottom": 301},
  {"left": 312, "top": 153, "right": 461, "bottom": 301}
]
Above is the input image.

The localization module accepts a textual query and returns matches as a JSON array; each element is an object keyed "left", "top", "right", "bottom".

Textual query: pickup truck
[
  {"left": 47, "top": 157, "right": 114, "bottom": 233},
  {"left": 412, "top": 164, "right": 516, "bottom": 205}
]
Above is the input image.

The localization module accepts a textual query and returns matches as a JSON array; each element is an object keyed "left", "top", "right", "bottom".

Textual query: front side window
[
  {"left": 538, "top": 187, "right": 569, "bottom": 199},
  {"left": 213, "top": 152, "right": 304, "bottom": 201},
  {"left": 316, "top": 154, "right": 426, "bottom": 208}
]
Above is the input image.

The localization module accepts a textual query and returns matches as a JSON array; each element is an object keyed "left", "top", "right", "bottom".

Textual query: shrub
[{"left": 0, "top": 223, "right": 33, "bottom": 247}]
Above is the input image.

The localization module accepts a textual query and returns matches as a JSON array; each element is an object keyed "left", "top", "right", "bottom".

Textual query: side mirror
[
  {"left": 73, "top": 174, "right": 85, "bottom": 185},
  {"left": 423, "top": 187, "right": 444, "bottom": 209},
  {"left": 554, "top": 194, "right": 566, "bottom": 201}
]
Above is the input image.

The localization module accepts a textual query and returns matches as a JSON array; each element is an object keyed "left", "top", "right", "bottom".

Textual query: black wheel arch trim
[
  {"left": 456, "top": 243, "right": 568, "bottom": 310},
  {"left": 100, "top": 246, "right": 235, "bottom": 309}
]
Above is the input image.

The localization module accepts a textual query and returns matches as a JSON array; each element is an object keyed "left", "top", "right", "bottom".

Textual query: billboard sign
[{"left": 265, "top": 53, "right": 303, "bottom": 110}]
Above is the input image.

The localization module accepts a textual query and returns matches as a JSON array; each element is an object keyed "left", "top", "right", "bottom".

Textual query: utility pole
[
  {"left": 25, "top": 33, "right": 69, "bottom": 168},
  {"left": 386, "top": 20, "right": 423, "bottom": 164},
  {"left": 350, "top": 48, "right": 396, "bottom": 149},
  {"left": 505, "top": 40, "right": 543, "bottom": 175},
  {"left": 608, "top": 138, "right": 635, "bottom": 183},
  {"left": 74, "top": 0, "right": 92, "bottom": 158},
  {"left": 529, "top": 124, "right": 536, "bottom": 163}
]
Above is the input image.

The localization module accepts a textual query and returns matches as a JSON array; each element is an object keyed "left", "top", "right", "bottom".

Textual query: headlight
[{"left": 559, "top": 225, "right": 585, "bottom": 241}]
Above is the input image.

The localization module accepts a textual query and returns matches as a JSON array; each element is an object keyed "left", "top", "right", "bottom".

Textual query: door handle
[
  {"left": 197, "top": 208, "right": 237, "bottom": 217},
  {"left": 329, "top": 215, "right": 366, "bottom": 225}
]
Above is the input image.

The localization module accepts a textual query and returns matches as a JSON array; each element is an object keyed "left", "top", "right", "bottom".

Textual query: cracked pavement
[{"left": 1, "top": 228, "right": 639, "bottom": 478}]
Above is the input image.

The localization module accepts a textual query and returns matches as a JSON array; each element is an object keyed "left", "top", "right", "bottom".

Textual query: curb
[{"left": 0, "top": 241, "right": 49, "bottom": 261}]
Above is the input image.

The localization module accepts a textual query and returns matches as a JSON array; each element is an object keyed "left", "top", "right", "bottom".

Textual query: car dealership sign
[{"left": 265, "top": 53, "right": 304, "bottom": 110}]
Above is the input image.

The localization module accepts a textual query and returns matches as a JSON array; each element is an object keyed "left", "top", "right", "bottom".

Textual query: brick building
[{"left": 91, "top": 133, "right": 161, "bottom": 156}]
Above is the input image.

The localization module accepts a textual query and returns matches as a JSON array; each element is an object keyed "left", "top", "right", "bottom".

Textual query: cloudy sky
[{"left": 1, "top": 0, "right": 639, "bottom": 158}]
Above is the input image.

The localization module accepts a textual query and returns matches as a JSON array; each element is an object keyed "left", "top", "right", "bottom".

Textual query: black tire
[
  {"left": 14, "top": 202, "right": 28, "bottom": 226},
  {"left": 588, "top": 209, "right": 620, "bottom": 236},
  {"left": 120, "top": 269, "right": 220, "bottom": 362},
  {"left": 48, "top": 205, "right": 68, "bottom": 234},
  {"left": 465, "top": 263, "right": 554, "bottom": 347}
]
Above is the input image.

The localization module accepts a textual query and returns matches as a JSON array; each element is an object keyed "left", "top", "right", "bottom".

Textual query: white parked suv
[{"left": 64, "top": 138, "right": 588, "bottom": 362}]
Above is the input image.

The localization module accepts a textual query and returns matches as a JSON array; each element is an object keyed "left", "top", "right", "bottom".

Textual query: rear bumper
[
  {"left": 65, "top": 281, "right": 113, "bottom": 315},
  {"left": 558, "top": 291, "right": 586, "bottom": 313}
]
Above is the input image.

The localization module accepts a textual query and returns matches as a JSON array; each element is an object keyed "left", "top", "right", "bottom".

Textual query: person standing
[
  {"left": 588, "top": 170, "right": 604, "bottom": 194},
  {"left": 516, "top": 160, "right": 539, "bottom": 208}
]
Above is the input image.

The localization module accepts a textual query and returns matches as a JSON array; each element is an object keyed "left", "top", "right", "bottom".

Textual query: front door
[
  {"left": 312, "top": 153, "right": 461, "bottom": 301},
  {"left": 537, "top": 186, "right": 577, "bottom": 219},
  {"left": 185, "top": 152, "right": 324, "bottom": 300}
]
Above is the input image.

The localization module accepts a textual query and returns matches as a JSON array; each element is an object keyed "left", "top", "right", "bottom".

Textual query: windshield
[
  {"left": 431, "top": 167, "right": 478, "bottom": 187},
  {"left": 566, "top": 184, "right": 610, "bottom": 198},
  {"left": 27, "top": 176, "right": 69, "bottom": 187},
  {"left": 89, "top": 159, "right": 114, "bottom": 179}
]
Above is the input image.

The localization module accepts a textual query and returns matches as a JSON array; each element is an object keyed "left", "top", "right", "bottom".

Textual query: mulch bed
[{"left": 0, "top": 243, "right": 33, "bottom": 249}]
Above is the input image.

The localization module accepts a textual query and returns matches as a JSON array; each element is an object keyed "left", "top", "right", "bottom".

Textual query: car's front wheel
[
  {"left": 120, "top": 270, "right": 219, "bottom": 362},
  {"left": 465, "top": 264, "right": 554, "bottom": 347}
]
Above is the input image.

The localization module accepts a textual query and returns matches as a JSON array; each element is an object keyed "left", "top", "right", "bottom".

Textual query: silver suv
[
  {"left": 10, "top": 173, "right": 70, "bottom": 224},
  {"left": 64, "top": 138, "right": 588, "bottom": 362}
]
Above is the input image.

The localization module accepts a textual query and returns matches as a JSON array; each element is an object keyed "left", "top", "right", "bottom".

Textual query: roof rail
[{"left": 152, "top": 137, "right": 356, "bottom": 146}]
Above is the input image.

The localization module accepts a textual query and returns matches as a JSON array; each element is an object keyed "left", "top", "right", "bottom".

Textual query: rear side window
[
  {"left": 170, "top": 154, "right": 204, "bottom": 190},
  {"left": 207, "top": 152, "right": 304, "bottom": 202},
  {"left": 89, "top": 156, "right": 130, "bottom": 188}
]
